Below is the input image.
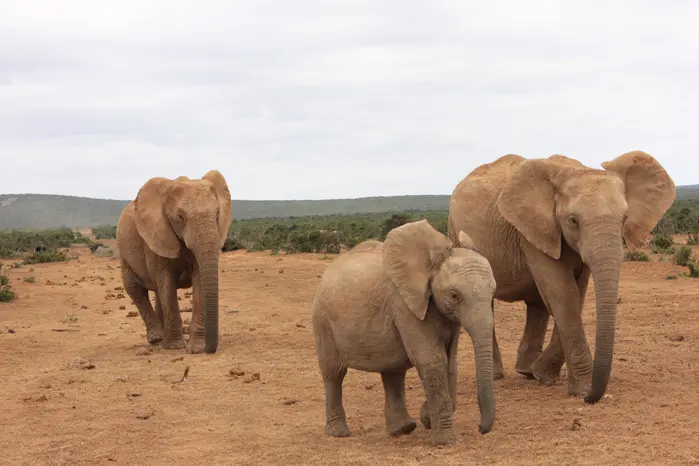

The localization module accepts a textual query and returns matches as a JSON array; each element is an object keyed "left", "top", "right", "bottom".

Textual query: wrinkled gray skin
[
  {"left": 116, "top": 170, "right": 233, "bottom": 354},
  {"left": 448, "top": 151, "right": 675, "bottom": 403},
  {"left": 311, "top": 220, "right": 497, "bottom": 445}
]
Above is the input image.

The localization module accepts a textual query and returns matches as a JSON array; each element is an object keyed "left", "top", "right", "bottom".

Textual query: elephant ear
[
  {"left": 202, "top": 170, "right": 233, "bottom": 249},
  {"left": 458, "top": 230, "right": 480, "bottom": 253},
  {"left": 134, "top": 177, "right": 181, "bottom": 259},
  {"left": 497, "top": 159, "right": 575, "bottom": 260},
  {"left": 383, "top": 219, "right": 453, "bottom": 320},
  {"left": 601, "top": 150, "right": 676, "bottom": 251}
]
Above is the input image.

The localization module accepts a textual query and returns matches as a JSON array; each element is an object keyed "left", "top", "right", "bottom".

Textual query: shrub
[
  {"left": 687, "top": 260, "right": 699, "bottom": 278},
  {"left": 88, "top": 242, "right": 106, "bottom": 253},
  {"left": 688, "top": 232, "right": 699, "bottom": 245},
  {"left": 23, "top": 249, "right": 69, "bottom": 264},
  {"left": 23, "top": 276, "right": 36, "bottom": 283},
  {"left": 624, "top": 251, "right": 649, "bottom": 261},
  {"left": 0, "top": 274, "right": 16, "bottom": 302},
  {"left": 674, "top": 246, "right": 693, "bottom": 266},
  {"left": 222, "top": 237, "right": 245, "bottom": 252},
  {"left": 0, "top": 228, "right": 80, "bottom": 258},
  {"left": 649, "top": 233, "right": 674, "bottom": 253},
  {"left": 93, "top": 225, "right": 117, "bottom": 240}
]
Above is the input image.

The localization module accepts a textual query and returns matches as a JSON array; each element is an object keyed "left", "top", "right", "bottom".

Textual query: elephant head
[
  {"left": 133, "top": 170, "right": 233, "bottom": 353},
  {"left": 497, "top": 150, "right": 675, "bottom": 403},
  {"left": 383, "top": 219, "right": 497, "bottom": 434}
]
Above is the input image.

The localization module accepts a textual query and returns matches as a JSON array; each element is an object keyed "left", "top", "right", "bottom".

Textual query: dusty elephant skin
[
  {"left": 311, "top": 220, "right": 497, "bottom": 445},
  {"left": 448, "top": 150, "right": 676, "bottom": 403},
  {"left": 116, "top": 170, "right": 233, "bottom": 354}
]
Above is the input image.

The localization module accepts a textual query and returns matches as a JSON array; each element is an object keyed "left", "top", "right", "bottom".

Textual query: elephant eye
[
  {"left": 448, "top": 290, "right": 459, "bottom": 302},
  {"left": 568, "top": 215, "right": 578, "bottom": 227}
]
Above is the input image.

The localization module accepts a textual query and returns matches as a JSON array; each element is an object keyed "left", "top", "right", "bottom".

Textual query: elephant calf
[{"left": 311, "top": 220, "right": 497, "bottom": 445}]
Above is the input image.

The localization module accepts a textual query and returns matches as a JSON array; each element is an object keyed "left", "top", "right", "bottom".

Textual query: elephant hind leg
[
  {"left": 515, "top": 299, "right": 551, "bottom": 378},
  {"left": 380, "top": 370, "right": 416, "bottom": 436},
  {"left": 312, "top": 310, "right": 350, "bottom": 438},
  {"left": 121, "top": 261, "right": 163, "bottom": 345}
]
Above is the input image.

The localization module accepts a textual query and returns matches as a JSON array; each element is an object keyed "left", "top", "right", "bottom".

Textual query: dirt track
[{"left": 1, "top": 239, "right": 698, "bottom": 465}]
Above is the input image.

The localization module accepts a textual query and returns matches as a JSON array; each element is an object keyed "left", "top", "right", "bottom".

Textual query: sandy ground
[{"left": 1, "top": 238, "right": 698, "bottom": 466}]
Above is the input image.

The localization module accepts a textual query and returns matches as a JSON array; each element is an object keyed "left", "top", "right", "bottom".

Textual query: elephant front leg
[
  {"left": 154, "top": 293, "right": 165, "bottom": 329},
  {"left": 492, "top": 299, "right": 505, "bottom": 380},
  {"left": 534, "top": 265, "right": 591, "bottom": 396},
  {"left": 380, "top": 370, "right": 416, "bottom": 436},
  {"left": 158, "top": 277, "right": 186, "bottom": 350},
  {"left": 420, "top": 331, "right": 459, "bottom": 430},
  {"left": 523, "top": 243, "right": 592, "bottom": 397},
  {"left": 121, "top": 262, "right": 163, "bottom": 345},
  {"left": 415, "top": 360, "right": 457, "bottom": 445},
  {"left": 186, "top": 264, "right": 206, "bottom": 354}
]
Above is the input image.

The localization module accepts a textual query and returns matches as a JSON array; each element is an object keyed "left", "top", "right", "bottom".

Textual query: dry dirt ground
[{"left": 1, "top": 238, "right": 698, "bottom": 465}]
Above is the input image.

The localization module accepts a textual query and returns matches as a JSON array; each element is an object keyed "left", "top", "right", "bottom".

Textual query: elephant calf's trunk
[{"left": 464, "top": 310, "right": 496, "bottom": 434}]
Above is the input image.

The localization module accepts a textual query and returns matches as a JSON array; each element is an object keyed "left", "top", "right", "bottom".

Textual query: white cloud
[{"left": 1, "top": 0, "right": 698, "bottom": 200}]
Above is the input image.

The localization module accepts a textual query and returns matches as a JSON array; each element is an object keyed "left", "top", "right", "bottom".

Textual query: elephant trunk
[
  {"left": 463, "top": 305, "right": 496, "bottom": 434},
  {"left": 192, "top": 233, "right": 221, "bottom": 354},
  {"left": 582, "top": 228, "right": 623, "bottom": 404}
]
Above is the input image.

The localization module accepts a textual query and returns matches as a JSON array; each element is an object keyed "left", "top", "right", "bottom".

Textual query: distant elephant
[
  {"left": 311, "top": 220, "right": 496, "bottom": 445},
  {"left": 116, "top": 170, "right": 233, "bottom": 354},
  {"left": 448, "top": 151, "right": 675, "bottom": 403}
]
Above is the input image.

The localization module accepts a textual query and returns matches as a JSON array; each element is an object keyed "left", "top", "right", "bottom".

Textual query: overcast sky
[{"left": 1, "top": 1, "right": 697, "bottom": 200}]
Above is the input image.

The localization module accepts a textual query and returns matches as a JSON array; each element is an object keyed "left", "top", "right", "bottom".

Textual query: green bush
[
  {"left": 0, "top": 274, "right": 16, "bottom": 302},
  {"left": 224, "top": 211, "right": 449, "bottom": 254},
  {"left": 92, "top": 225, "right": 117, "bottom": 240},
  {"left": 23, "top": 249, "right": 69, "bottom": 264},
  {"left": 687, "top": 260, "right": 699, "bottom": 278},
  {"left": 0, "top": 228, "right": 81, "bottom": 258},
  {"left": 649, "top": 233, "right": 674, "bottom": 253},
  {"left": 674, "top": 246, "right": 693, "bottom": 266},
  {"left": 624, "top": 251, "right": 649, "bottom": 261},
  {"left": 88, "top": 242, "right": 106, "bottom": 253},
  {"left": 222, "top": 237, "right": 244, "bottom": 252},
  {"left": 688, "top": 232, "right": 699, "bottom": 245}
]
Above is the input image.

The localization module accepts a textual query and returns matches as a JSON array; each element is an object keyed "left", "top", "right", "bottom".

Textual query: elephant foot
[
  {"left": 419, "top": 401, "right": 431, "bottom": 429},
  {"left": 530, "top": 356, "right": 561, "bottom": 386},
  {"left": 493, "top": 368, "right": 505, "bottom": 381},
  {"left": 146, "top": 327, "right": 164, "bottom": 345},
  {"left": 387, "top": 417, "right": 417, "bottom": 436},
  {"left": 567, "top": 374, "right": 592, "bottom": 398},
  {"left": 325, "top": 419, "right": 351, "bottom": 438},
  {"left": 161, "top": 336, "right": 186, "bottom": 350},
  {"left": 515, "top": 350, "right": 542, "bottom": 379},
  {"left": 186, "top": 335, "right": 205, "bottom": 354},
  {"left": 430, "top": 428, "right": 458, "bottom": 446}
]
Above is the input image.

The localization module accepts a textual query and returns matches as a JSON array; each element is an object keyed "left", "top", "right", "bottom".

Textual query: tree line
[{"left": 2, "top": 198, "right": 699, "bottom": 258}]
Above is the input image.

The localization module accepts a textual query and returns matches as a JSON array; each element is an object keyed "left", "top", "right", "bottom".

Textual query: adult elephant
[
  {"left": 448, "top": 151, "right": 675, "bottom": 403},
  {"left": 116, "top": 170, "right": 233, "bottom": 354}
]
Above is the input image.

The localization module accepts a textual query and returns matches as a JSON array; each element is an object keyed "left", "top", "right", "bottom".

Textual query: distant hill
[
  {"left": 0, "top": 193, "right": 450, "bottom": 229},
  {"left": 1, "top": 185, "right": 697, "bottom": 230}
]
